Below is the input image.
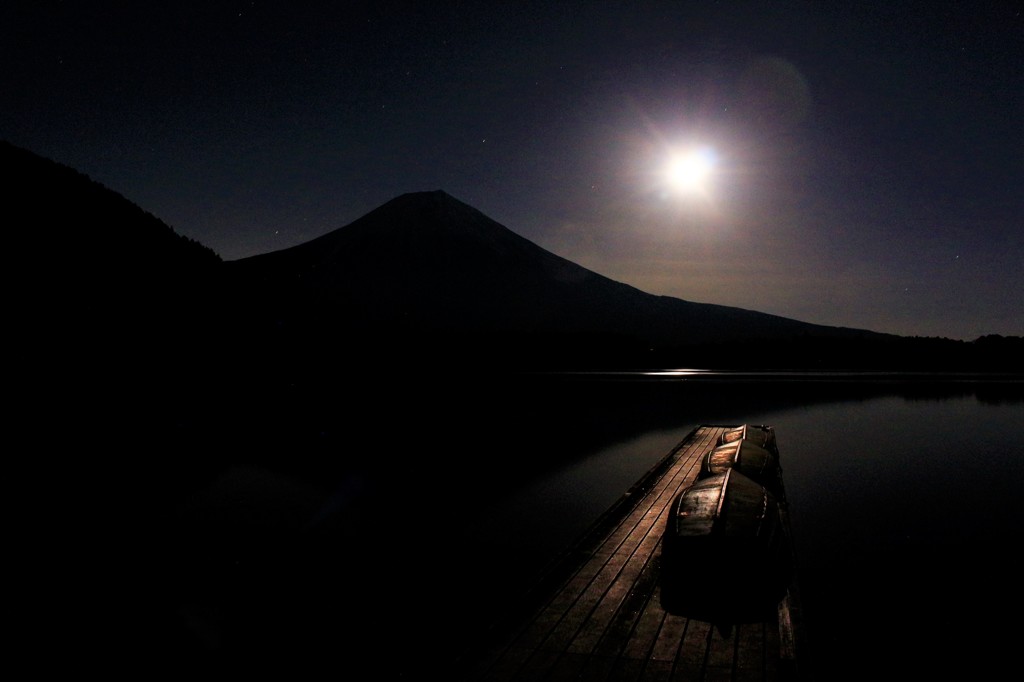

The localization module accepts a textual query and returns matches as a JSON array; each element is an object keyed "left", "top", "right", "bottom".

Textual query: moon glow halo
[{"left": 666, "top": 147, "right": 716, "bottom": 194}]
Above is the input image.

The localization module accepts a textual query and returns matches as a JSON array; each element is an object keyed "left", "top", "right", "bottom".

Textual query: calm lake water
[
  {"left": 126, "top": 372, "right": 1022, "bottom": 679},
  {"left": 439, "top": 374, "right": 1024, "bottom": 680}
]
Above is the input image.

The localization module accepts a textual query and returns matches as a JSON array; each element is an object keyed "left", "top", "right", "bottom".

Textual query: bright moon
[{"left": 666, "top": 147, "right": 716, "bottom": 193}]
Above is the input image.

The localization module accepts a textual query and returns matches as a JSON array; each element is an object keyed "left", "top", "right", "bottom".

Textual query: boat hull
[
  {"left": 660, "top": 469, "right": 793, "bottom": 623},
  {"left": 699, "top": 438, "right": 785, "bottom": 499},
  {"left": 718, "top": 423, "right": 777, "bottom": 453}
]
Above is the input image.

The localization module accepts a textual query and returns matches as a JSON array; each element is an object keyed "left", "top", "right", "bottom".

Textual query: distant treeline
[
  {"left": 259, "top": 325, "right": 1024, "bottom": 376},
  {"left": 643, "top": 333, "right": 1024, "bottom": 373}
]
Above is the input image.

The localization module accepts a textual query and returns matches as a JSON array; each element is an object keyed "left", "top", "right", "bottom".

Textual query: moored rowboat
[
  {"left": 660, "top": 468, "right": 793, "bottom": 623},
  {"left": 718, "top": 423, "right": 777, "bottom": 453},
  {"left": 699, "top": 438, "right": 784, "bottom": 499}
]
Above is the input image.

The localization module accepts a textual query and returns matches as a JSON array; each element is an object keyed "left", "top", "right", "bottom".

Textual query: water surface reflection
[
  {"left": 447, "top": 374, "right": 1022, "bottom": 679},
  {"left": 144, "top": 373, "right": 1022, "bottom": 678}
]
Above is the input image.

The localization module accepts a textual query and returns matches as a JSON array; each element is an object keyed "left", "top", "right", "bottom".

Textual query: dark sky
[{"left": 4, "top": 1, "right": 1021, "bottom": 340}]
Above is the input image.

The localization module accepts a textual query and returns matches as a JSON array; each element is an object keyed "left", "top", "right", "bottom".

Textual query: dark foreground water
[
  {"left": 434, "top": 374, "right": 1024, "bottom": 680},
  {"left": 756, "top": 390, "right": 1023, "bottom": 680},
  {"left": 36, "top": 372, "right": 1021, "bottom": 679}
]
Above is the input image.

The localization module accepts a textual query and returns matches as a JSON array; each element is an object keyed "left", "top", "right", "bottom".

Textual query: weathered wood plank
[
  {"left": 590, "top": 557, "right": 659, "bottom": 659},
  {"left": 671, "top": 619, "right": 712, "bottom": 681},
  {"left": 705, "top": 623, "right": 739, "bottom": 678},
  {"left": 649, "top": 608, "right": 688, "bottom": 665},
  {"left": 736, "top": 621, "right": 767, "bottom": 682}
]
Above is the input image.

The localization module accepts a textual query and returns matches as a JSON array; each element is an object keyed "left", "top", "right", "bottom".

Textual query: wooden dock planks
[{"left": 454, "top": 425, "right": 806, "bottom": 681}]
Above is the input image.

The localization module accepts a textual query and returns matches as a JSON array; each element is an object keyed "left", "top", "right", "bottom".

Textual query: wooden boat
[
  {"left": 718, "top": 423, "right": 777, "bottom": 454},
  {"left": 660, "top": 469, "right": 793, "bottom": 623},
  {"left": 699, "top": 438, "right": 784, "bottom": 500}
]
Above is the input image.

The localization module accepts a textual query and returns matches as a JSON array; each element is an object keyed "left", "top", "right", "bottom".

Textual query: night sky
[{"left": 4, "top": 1, "right": 1021, "bottom": 340}]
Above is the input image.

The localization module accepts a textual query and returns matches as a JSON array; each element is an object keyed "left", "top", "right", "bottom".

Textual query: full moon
[{"left": 666, "top": 147, "right": 716, "bottom": 193}]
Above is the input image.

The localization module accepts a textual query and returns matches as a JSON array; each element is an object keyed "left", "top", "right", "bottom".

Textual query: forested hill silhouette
[
  {"left": 5, "top": 140, "right": 220, "bottom": 277},
  {"left": 5, "top": 139, "right": 231, "bottom": 445},
  {"left": 5, "top": 140, "right": 220, "bottom": 346}
]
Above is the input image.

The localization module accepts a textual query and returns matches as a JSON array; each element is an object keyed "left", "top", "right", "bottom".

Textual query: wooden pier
[{"left": 451, "top": 425, "right": 807, "bottom": 681}]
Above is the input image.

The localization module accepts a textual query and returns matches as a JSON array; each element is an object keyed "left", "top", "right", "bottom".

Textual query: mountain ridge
[
  {"left": 222, "top": 188, "right": 898, "bottom": 370},
  {"left": 5, "top": 139, "right": 1019, "bottom": 374}
]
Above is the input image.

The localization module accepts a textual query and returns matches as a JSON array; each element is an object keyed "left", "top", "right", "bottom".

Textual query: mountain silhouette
[
  {"left": 224, "top": 189, "right": 896, "bottom": 371},
  {"left": 8, "top": 138, "right": 1023, "bottom": 377},
  {"left": 7, "top": 138, "right": 1019, "bottom": 377}
]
